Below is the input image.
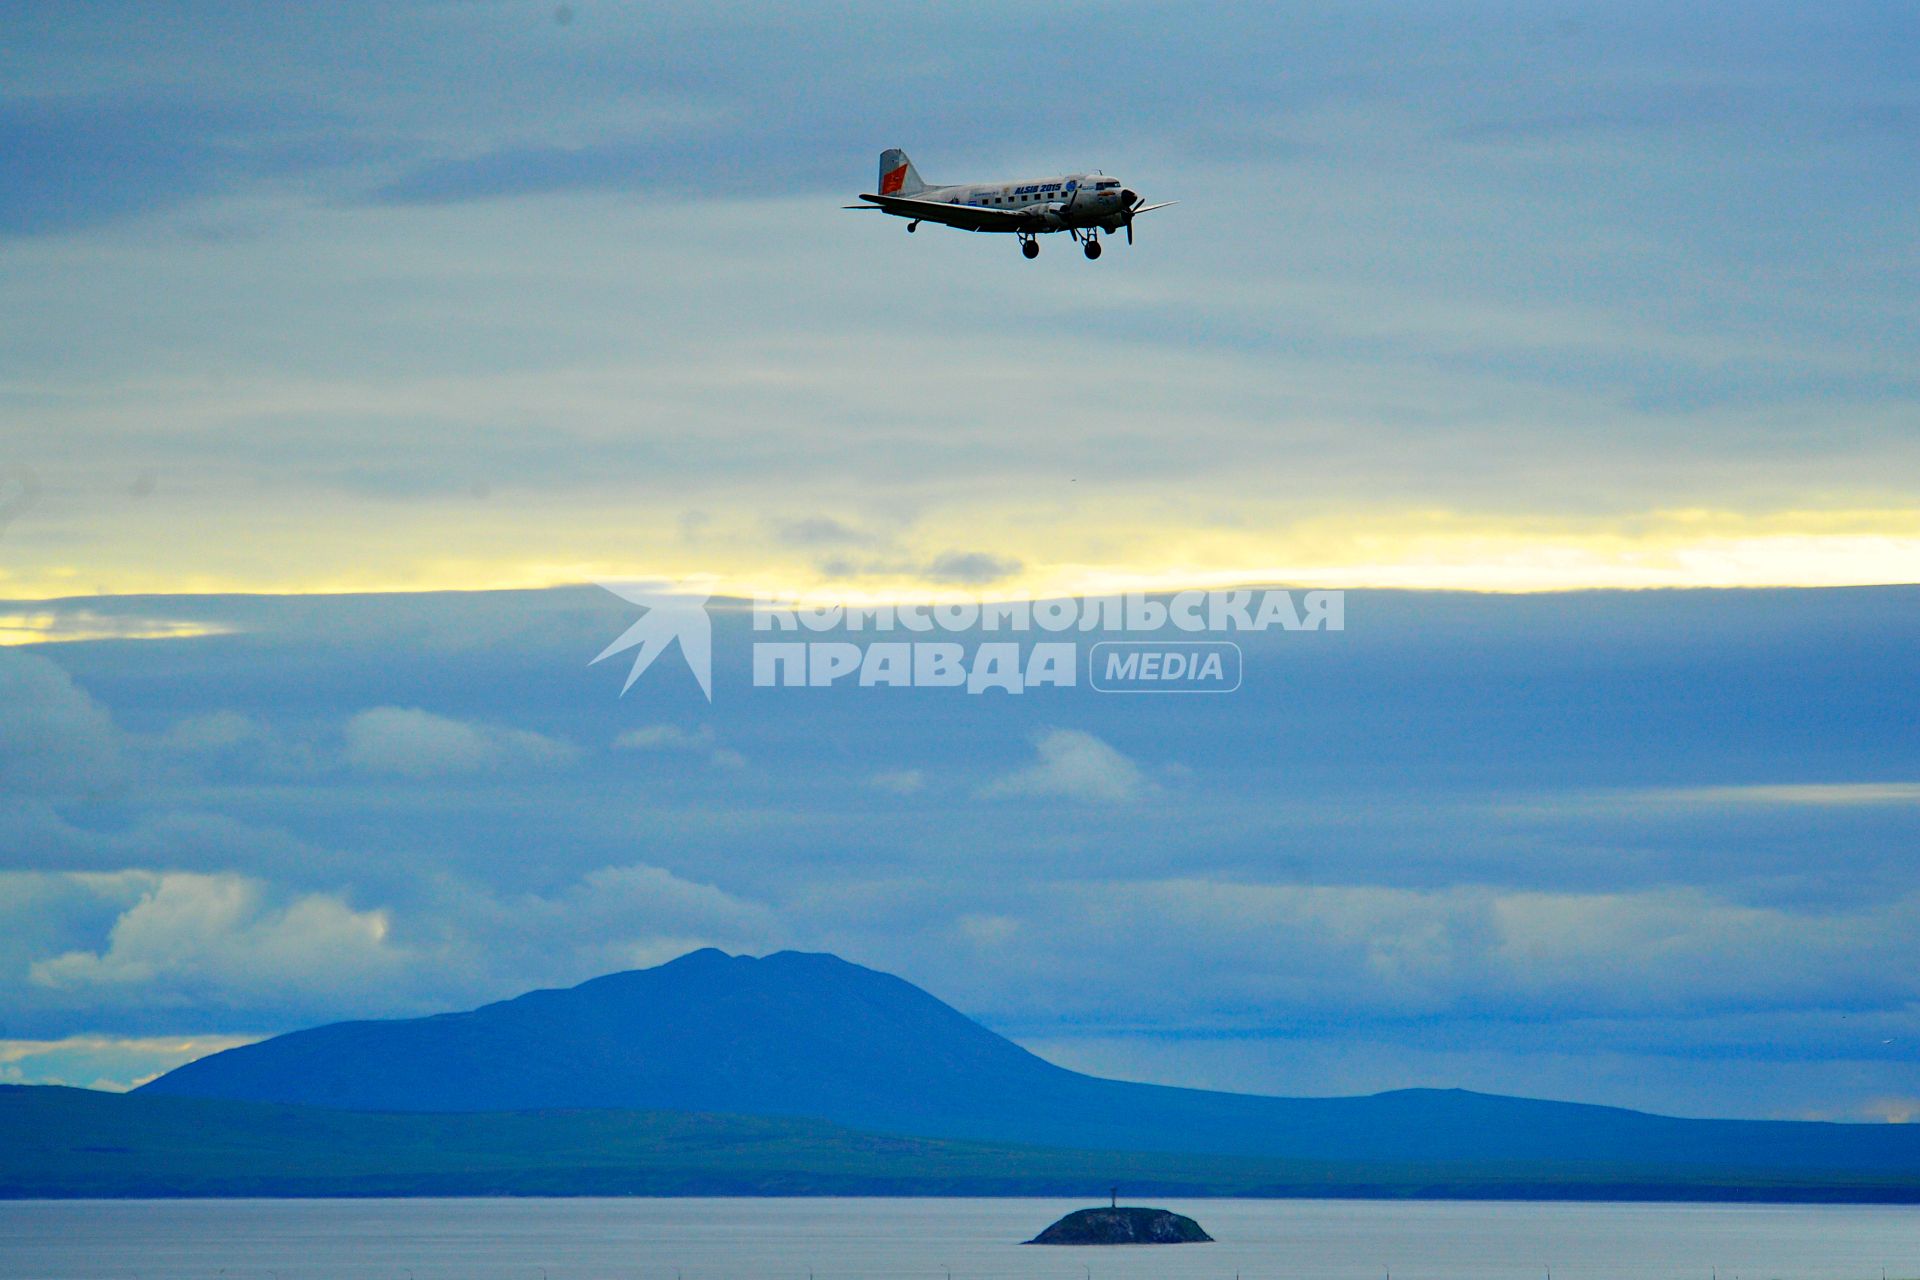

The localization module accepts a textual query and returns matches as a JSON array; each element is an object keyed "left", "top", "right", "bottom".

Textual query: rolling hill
[
  {"left": 9, "top": 1084, "right": 1920, "bottom": 1201},
  {"left": 132, "top": 948, "right": 1920, "bottom": 1190}
]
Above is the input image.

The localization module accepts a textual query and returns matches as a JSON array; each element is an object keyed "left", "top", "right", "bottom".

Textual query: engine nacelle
[{"left": 1030, "top": 203, "right": 1070, "bottom": 229}]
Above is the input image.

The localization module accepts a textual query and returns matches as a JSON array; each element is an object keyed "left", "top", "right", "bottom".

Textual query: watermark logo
[
  {"left": 596, "top": 585, "right": 1339, "bottom": 699},
  {"left": 1090, "top": 640, "right": 1242, "bottom": 693},
  {"left": 591, "top": 581, "right": 713, "bottom": 700}
]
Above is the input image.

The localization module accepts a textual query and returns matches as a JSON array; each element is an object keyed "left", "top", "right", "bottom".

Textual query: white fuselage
[{"left": 918, "top": 172, "right": 1135, "bottom": 232}]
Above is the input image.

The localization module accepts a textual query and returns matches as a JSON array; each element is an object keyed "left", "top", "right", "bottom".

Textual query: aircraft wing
[{"left": 856, "top": 193, "right": 1037, "bottom": 232}]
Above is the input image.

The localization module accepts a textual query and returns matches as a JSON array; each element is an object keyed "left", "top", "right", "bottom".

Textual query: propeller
[{"left": 1121, "top": 189, "right": 1140, "bottom": 244}]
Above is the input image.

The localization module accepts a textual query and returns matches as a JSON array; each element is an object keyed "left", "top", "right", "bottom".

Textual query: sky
[{"left": 2, "top": 2, "right": 1918, "bottom": 1121}]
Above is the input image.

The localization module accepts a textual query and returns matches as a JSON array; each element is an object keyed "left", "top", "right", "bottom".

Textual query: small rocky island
[{"left": 1025, "top": 1205, "right": 1214, "bottom": 1245}]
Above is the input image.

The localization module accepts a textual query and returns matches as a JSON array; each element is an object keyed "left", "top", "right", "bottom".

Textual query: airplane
[{"left": 845, "top": 148, "right": 1175, "bottom": 260}]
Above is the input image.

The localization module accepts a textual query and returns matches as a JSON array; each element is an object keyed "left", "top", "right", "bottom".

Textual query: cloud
[
  {"left": 914, "top": 878, "right": 1920, "bottom": 1030},
  {"left": 867, "top": 769, "right": 925, "bottom": 795},
  {"left": 925, "top": 551, "right": 1023, "bottom": 585},
  {"left": 0, "top": 803, "right": 337, "bottom": 887},
  {"left": 770, "top": 516, "right": 889, "bottom": 549},
  {"left": 808, "top": 549, "right": 1028, "bottom": 585},
  {"left": 3, "top": 4, "right": 1918, "bottom": 606},
  {"left": 0, "top": 1033, "right": 261, "bottom": 1092},
  {"left": 1860, "top": 1097, "right": 1920, "bottom": 1124},
  {"left": 160, "top": 710, "right": 266, "bottom": 753},
  {"left": 0, "top": 94, "right": 351, "bottom": 236},
  {"left": 1644, "top": 782, "right": 1920, "bottom": 808},
  {"left": 366, "top": 129, "right": 833, "bottom": 207},
  {"left": 404, "top": 861, "right": 781, "bottom": 992},
  {"left": 0, "top": 859, "right": 780, "bottom": 1048},
  {"left": 981, "top": 728, "right": 1153, "bottom": 804},
  {"left": 0, "top": 606, "right": 233, "bottom": 644},
  {"left": 1019, "top": 1031, "right": 1920, "bottom": 1124},
  {"left": 613, "top": 723, "right": 713, "bottom": 750},
  {"left": 573, "top": 864, "right": 772, "bottom": 945},
  {"left": 343, "top": 706, "right": 576, "bottom": 777},
  {"left": 28, "top": 872, "right": 405, "bottom": 1008},
  {"left": 612, "top": 723, "right": 744, "bottom": 769},
  {"left": 9, "top": 581, "right": 1920, "bottom": 1120},
  {"left": 0, "top": 650, "right": 122, "bottom": 794}
]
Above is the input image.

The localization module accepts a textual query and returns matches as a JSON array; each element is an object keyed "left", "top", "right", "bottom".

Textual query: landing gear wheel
[
  {"left": 906, "top": 222, "right": 918, "bottom": 233},
  {"left": 1021, "top": 239, "right": 1040, "bottom": 260},
  {"left": 1083, "top": 239, "right": 1102, "bottom": 260}
]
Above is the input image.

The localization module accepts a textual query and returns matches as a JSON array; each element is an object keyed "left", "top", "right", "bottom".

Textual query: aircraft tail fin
[{"left": 877, "top": 148, "right": 927, "bottom": 197}]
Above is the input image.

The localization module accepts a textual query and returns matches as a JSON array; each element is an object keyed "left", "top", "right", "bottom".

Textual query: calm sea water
[{"left": 0, "top": 1198, "right": 1915, "bottom": 1280}]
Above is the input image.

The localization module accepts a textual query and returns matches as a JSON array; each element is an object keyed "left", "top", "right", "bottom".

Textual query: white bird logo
[{"left": 592, "top": 580, "right": 714, "bottom": 700}]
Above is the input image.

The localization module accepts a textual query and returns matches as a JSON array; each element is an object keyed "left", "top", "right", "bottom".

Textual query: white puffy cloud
[
  {"left": 568, "top": 864, "right": 774, "bottom": 965},
  {"left": 612, "top": 723, "right": 745, "bottom": 769},
  {"left": 343, "top": 706, "right": 577, "bottom": 777},
  {"left": 0, "top": 1033, "right": 261, "bottom": 1092},
  {"left": 28, "top": 872, "right": 406, "bottom": 1008},
  {"left": 981, "top": 727, "right": 1153, "bottom": 803},
  {"left": 0, "top": 857, "right": 780, "bottom": 1043}
]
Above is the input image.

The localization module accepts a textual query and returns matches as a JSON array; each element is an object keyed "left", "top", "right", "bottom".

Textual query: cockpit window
[{"left": 1097, "top": 180, "right": 1120, "bottom": 189}]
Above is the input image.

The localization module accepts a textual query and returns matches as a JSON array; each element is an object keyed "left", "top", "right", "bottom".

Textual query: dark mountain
[
  {"left": 141, "top": 949, "right": 1920, "bottom": 1181},
  {"left": 144, "top": 949, "right": 1071, "bottom": 1134}
]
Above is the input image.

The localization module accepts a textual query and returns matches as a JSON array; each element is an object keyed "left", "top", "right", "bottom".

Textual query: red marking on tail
[{"left": 880, "top": 163, "right": 909, "bottom": 195}]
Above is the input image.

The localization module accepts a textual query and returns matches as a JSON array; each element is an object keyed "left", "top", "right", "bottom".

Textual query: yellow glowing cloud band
[{"left": 2, "top": 505, "right": 1916, "bottom": 618}]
